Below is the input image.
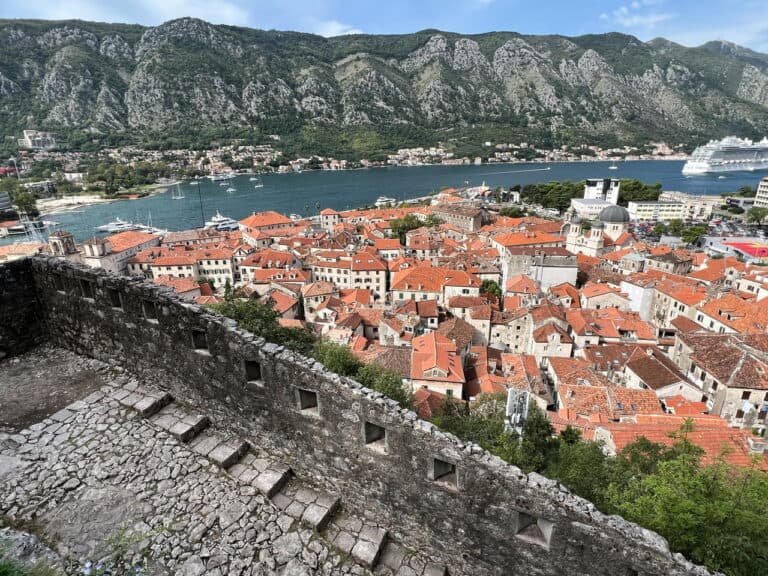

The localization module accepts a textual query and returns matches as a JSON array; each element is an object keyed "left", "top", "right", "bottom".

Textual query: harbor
[{"left": 4, "top": 159, "right": 766, "bottom": 244}]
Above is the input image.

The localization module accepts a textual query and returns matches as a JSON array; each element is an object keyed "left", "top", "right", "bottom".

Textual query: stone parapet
[{"left": 0, "top": 256, "right": 714, "bottom": 576}]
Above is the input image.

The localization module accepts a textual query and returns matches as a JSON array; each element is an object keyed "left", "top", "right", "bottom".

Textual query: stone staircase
[{"left": 114, "top": 385, "right": 445, "bottom": 575}]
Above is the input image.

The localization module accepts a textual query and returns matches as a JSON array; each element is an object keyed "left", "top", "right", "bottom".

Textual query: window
[
  {"left": 245, "top": 360, "right": 262, "bottom": 383},
  {"left": 191, "top": 329, "right": 208, "bottom": 352},
  {"left": 53, "top": 275, "right": 65, "bottom": 292},
  {"left": 79, "top": 279, "right": 95, "bottom": 300},
  {"left": 142, "top": 300, "right": 158, "bottom": 322},
  {"left": 364, "top": 422, "right": 387, "bottom": 452},
  {"left": 107, "top": 288, "right": 122, "bottom": 309},
  {"left": 297, "top": 388, "right": 319, "bottom": 415},
  {"left": 742, "top": 391, "right": 751, "bottom": 400},
  {"left": 430, "top": 458, "right": 457, "bottom": 488},
  {"left": 515, "top": 512, "right": 554, "bottom": 549},
  {"left": 736, "top": 409, "right": 745, "bottom": 419}
]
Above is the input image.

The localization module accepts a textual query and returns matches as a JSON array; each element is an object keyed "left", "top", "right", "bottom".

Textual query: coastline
[{"left": 38, "top": 181, "right": 180, "bottom": 215}]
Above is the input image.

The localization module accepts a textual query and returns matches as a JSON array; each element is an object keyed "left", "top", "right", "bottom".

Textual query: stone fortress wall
[{"left": 0, "top": 257, "right": 713, "bottom": 576}]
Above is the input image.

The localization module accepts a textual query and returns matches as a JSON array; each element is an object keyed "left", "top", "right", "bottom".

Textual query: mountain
[{"left": 4, "top": 18, "right": 768, "bottom": 156}]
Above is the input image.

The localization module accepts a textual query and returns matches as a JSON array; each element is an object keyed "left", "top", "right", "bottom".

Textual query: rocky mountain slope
[{"left": 3, "top": 18, "right": 768, "bottom": 150}]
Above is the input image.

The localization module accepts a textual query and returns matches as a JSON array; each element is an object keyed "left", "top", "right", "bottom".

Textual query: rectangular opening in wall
[
  {"left": 53, "top": 275, "right": 65, "bottom": 293},
  {"left": 244, "top": 359, "right": 262, "bottom": 383},
  {"left": 79, "top": 279, "right": 94, "bottom": 300},
  {"left": 107, "top": 288, "right": 122, "bottom": 309},
  {"left": 515, "top": 512, "right": 553, "bottom": 549},
  {"left": 191, "top": 329, "right": 208, "bottom": 353},
  {"left": 431, "top": 458, "right": 457, "bottom": 488},
  {"left": 364, "top": 422, "right": 387, "bottom": 452},
  {"left": 297, "top": 388, "right": 319, "bottom": 415},
  {"left": 142, "top": 300, "right": 158, "bottom": 322}
]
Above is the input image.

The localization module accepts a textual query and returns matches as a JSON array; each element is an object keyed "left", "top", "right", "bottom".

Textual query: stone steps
[
  {"left": 273, "top": 480, "right": 341, "bottom": 532},
  {"left": 326, "top": 512, "right": 388, "bottom": 570},
  {"left": 114, "top": 388, "right": 172, "bottom": 417},
  {"left": 114, "top": 386, "right": 443, "bottom": 574},
  {"left": 149, "top": 404, "right": 210, "bottom": 442}
]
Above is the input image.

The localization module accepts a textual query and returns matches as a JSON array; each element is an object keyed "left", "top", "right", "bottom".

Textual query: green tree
[
  {"left": 209, "top": 298, "right": 316, "bottom": 355},
  {"left": 667, "top": 219, "right": 685, "bottom": 236},
  {"left": 480, "top": 279, "right": 502, "bottom": 300},
  {"left": 313, "top": 341, "right": 363, "bottom": 377},
  {"left": 11, "top": 191, "right": 39, "bottom": 218},
  {"left": 681, "top": 225, "right": 707, "bottom": 245},
  {"left": 223, "top": 278, "right": 233, "bottom": 301},
  {"left": 355, "top": 363, "right": 412, "bottom": 407},
  {"left": 736, "top": 185, "right": 756, "bottom": 197},
  {"left": 390, "top": 214, "right": 423, "bottom": 245},
  {"left": 652, "top": 223, "right": 667, "bottom": 237},
  {"left": 747, "top": 207, "right": 768, "bottom": 224},
  {"left": 498, "top": 206, "right": 526, "bottom": 218}
]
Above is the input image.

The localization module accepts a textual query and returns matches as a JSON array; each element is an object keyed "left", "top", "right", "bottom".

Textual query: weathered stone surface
[{"left": 0, "top": 257, "right": 718, "bottom": 576}]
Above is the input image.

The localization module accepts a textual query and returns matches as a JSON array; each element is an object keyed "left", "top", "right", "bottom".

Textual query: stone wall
[
  {"left": 0, "top": 258, "right": 46, "bottom": 359},
  {"left": 2, "top": 257, "right": 712, "bottom": 576}
]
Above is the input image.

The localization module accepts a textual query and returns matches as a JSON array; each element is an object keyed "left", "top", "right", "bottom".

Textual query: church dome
[
  {"left": 598, "top": 205, "right": 630, "bottom": 223},
  {"left": 591, "top": 220, "right": 604, "bottom": 229}
]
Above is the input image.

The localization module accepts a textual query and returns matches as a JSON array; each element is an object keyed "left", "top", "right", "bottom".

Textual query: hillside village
[{"left": 6, "top": 180, "right": 768, "bottom": 472}]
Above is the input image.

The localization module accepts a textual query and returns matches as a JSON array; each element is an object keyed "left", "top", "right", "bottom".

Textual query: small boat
[
  {"left": 204, "top": 210, "right": 240, "bottom": 231},
  {"left": 207, "top": 174, "right": 232, "bottom": 181},
  {"left": 289, "top": 213, "right": 303, "bottom": 221},
  {"left": 718, "top": 175, "right": 727, "bottom": 179},
  {"left": 226, "top": 187, "right": 236, "bottom": 193},
  {"left": 249, "top": 176, "right": 259, "bottom": 182},
  {"left": 608, "top": 161, "right": 618, "bottom": 170},
  {"left": 219, "top": 181, "right": 230, "bottom": 187},
  {"left": 252, "top": 175, "right": 264, "bottom": 188},
  {"left": 171, "top": 183, "right": 185, "bottom": 200}
]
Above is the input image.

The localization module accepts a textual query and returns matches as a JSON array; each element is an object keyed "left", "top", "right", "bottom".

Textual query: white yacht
[
  {"left": 96, "top": 217, "right": 139, "bottom": 233},
  {"left": 204, "top": 211, "right": 240, "bottom": 231},
  {"left": 374, "top": 196, "right": 397, "bottom": 207},
  {"left": 683, "top": 136, "right": 768, "bottom": 174},
  {"left": 252, "top": 175, "right": 264, "bottom": 189},
  {"left": 226, "top": 187, "right": 237, "bottom": 193},
  {"left": 171, "top": 183, "right": 185, "bottom": 200},
  {"left": 207, "top": 174, "right": 232, "bottom": 181}
]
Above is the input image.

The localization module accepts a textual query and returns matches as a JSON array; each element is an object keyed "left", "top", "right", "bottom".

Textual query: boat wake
[{"left": 479, "top": 167, "right": 552, "bottom": 175}]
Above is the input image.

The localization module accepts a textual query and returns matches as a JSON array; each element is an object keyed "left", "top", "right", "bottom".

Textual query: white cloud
[
  {"left": 603, "top": 0, "right": 674, "bottom": 31},
  {"left": 312, "top": 20, "right": 363, "bottom": 37}
]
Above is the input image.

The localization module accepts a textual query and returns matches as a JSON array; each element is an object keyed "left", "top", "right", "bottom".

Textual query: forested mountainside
[{"left": 4, "top": 17, "right": 768, "bottom": 156}]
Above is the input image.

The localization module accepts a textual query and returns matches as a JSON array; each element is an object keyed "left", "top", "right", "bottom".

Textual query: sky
[{"left": 2, "top": 0, "right": 768, "bottom": 52}]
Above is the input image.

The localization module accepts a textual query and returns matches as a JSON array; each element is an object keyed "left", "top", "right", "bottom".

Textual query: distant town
[{"left": 3, "top": 171, "right": 768, "bottom": 473}]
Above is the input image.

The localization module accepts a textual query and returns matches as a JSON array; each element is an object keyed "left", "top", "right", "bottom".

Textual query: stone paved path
[{"left": 0, "top": 347, "right": 446, "bottom": 576}]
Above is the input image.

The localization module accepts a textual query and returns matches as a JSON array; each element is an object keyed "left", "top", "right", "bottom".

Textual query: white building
[
  {"left": 755, "top": 177, "right": 768, "bottom": 209},
  {"left": 584, "top": 179, "right": 620, "bottom": 204}
]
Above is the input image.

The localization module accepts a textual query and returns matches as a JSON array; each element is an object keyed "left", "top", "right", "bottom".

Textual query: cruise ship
[{"left": 682, "top": 136, "right": 768, "bottom": 175}]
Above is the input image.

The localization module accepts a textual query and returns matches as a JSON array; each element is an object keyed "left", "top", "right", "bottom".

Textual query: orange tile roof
[
  {"left": 698, "top": 292, "right": 768, "bottom": 333},
  {"left": 505, "top": 274, "right": 539, "bottom": 294},
  {"left": 152, "top": 275, "right": 200, "bottom": 294},
  {"left": 599, "top": 414, "right": 768, "bottom": 470},
  {"left": 411, "top": 332, "right": 465, "bottom": 384},
  {"left": 391, "top": 267, "right": 480, "bottom": 293},
  {"left": 106, "top": 230, "right": 158, "bottom": 253},
  {"left": 493, "top": 231, "right": 562, "bottom": 248},
  {"left": 266, "top": 290, "right": 298, "bottom": 315},
  {"left": 413, "top": 388, "right": 447, "bottom": 420},
  {"left": 240, "top": 210, "right": 293, "bottom": 229}
]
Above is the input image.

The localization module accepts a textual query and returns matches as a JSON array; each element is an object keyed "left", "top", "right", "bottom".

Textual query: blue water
[{"left": 8, "top": 160, "right": 764, "bottom": 243}]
